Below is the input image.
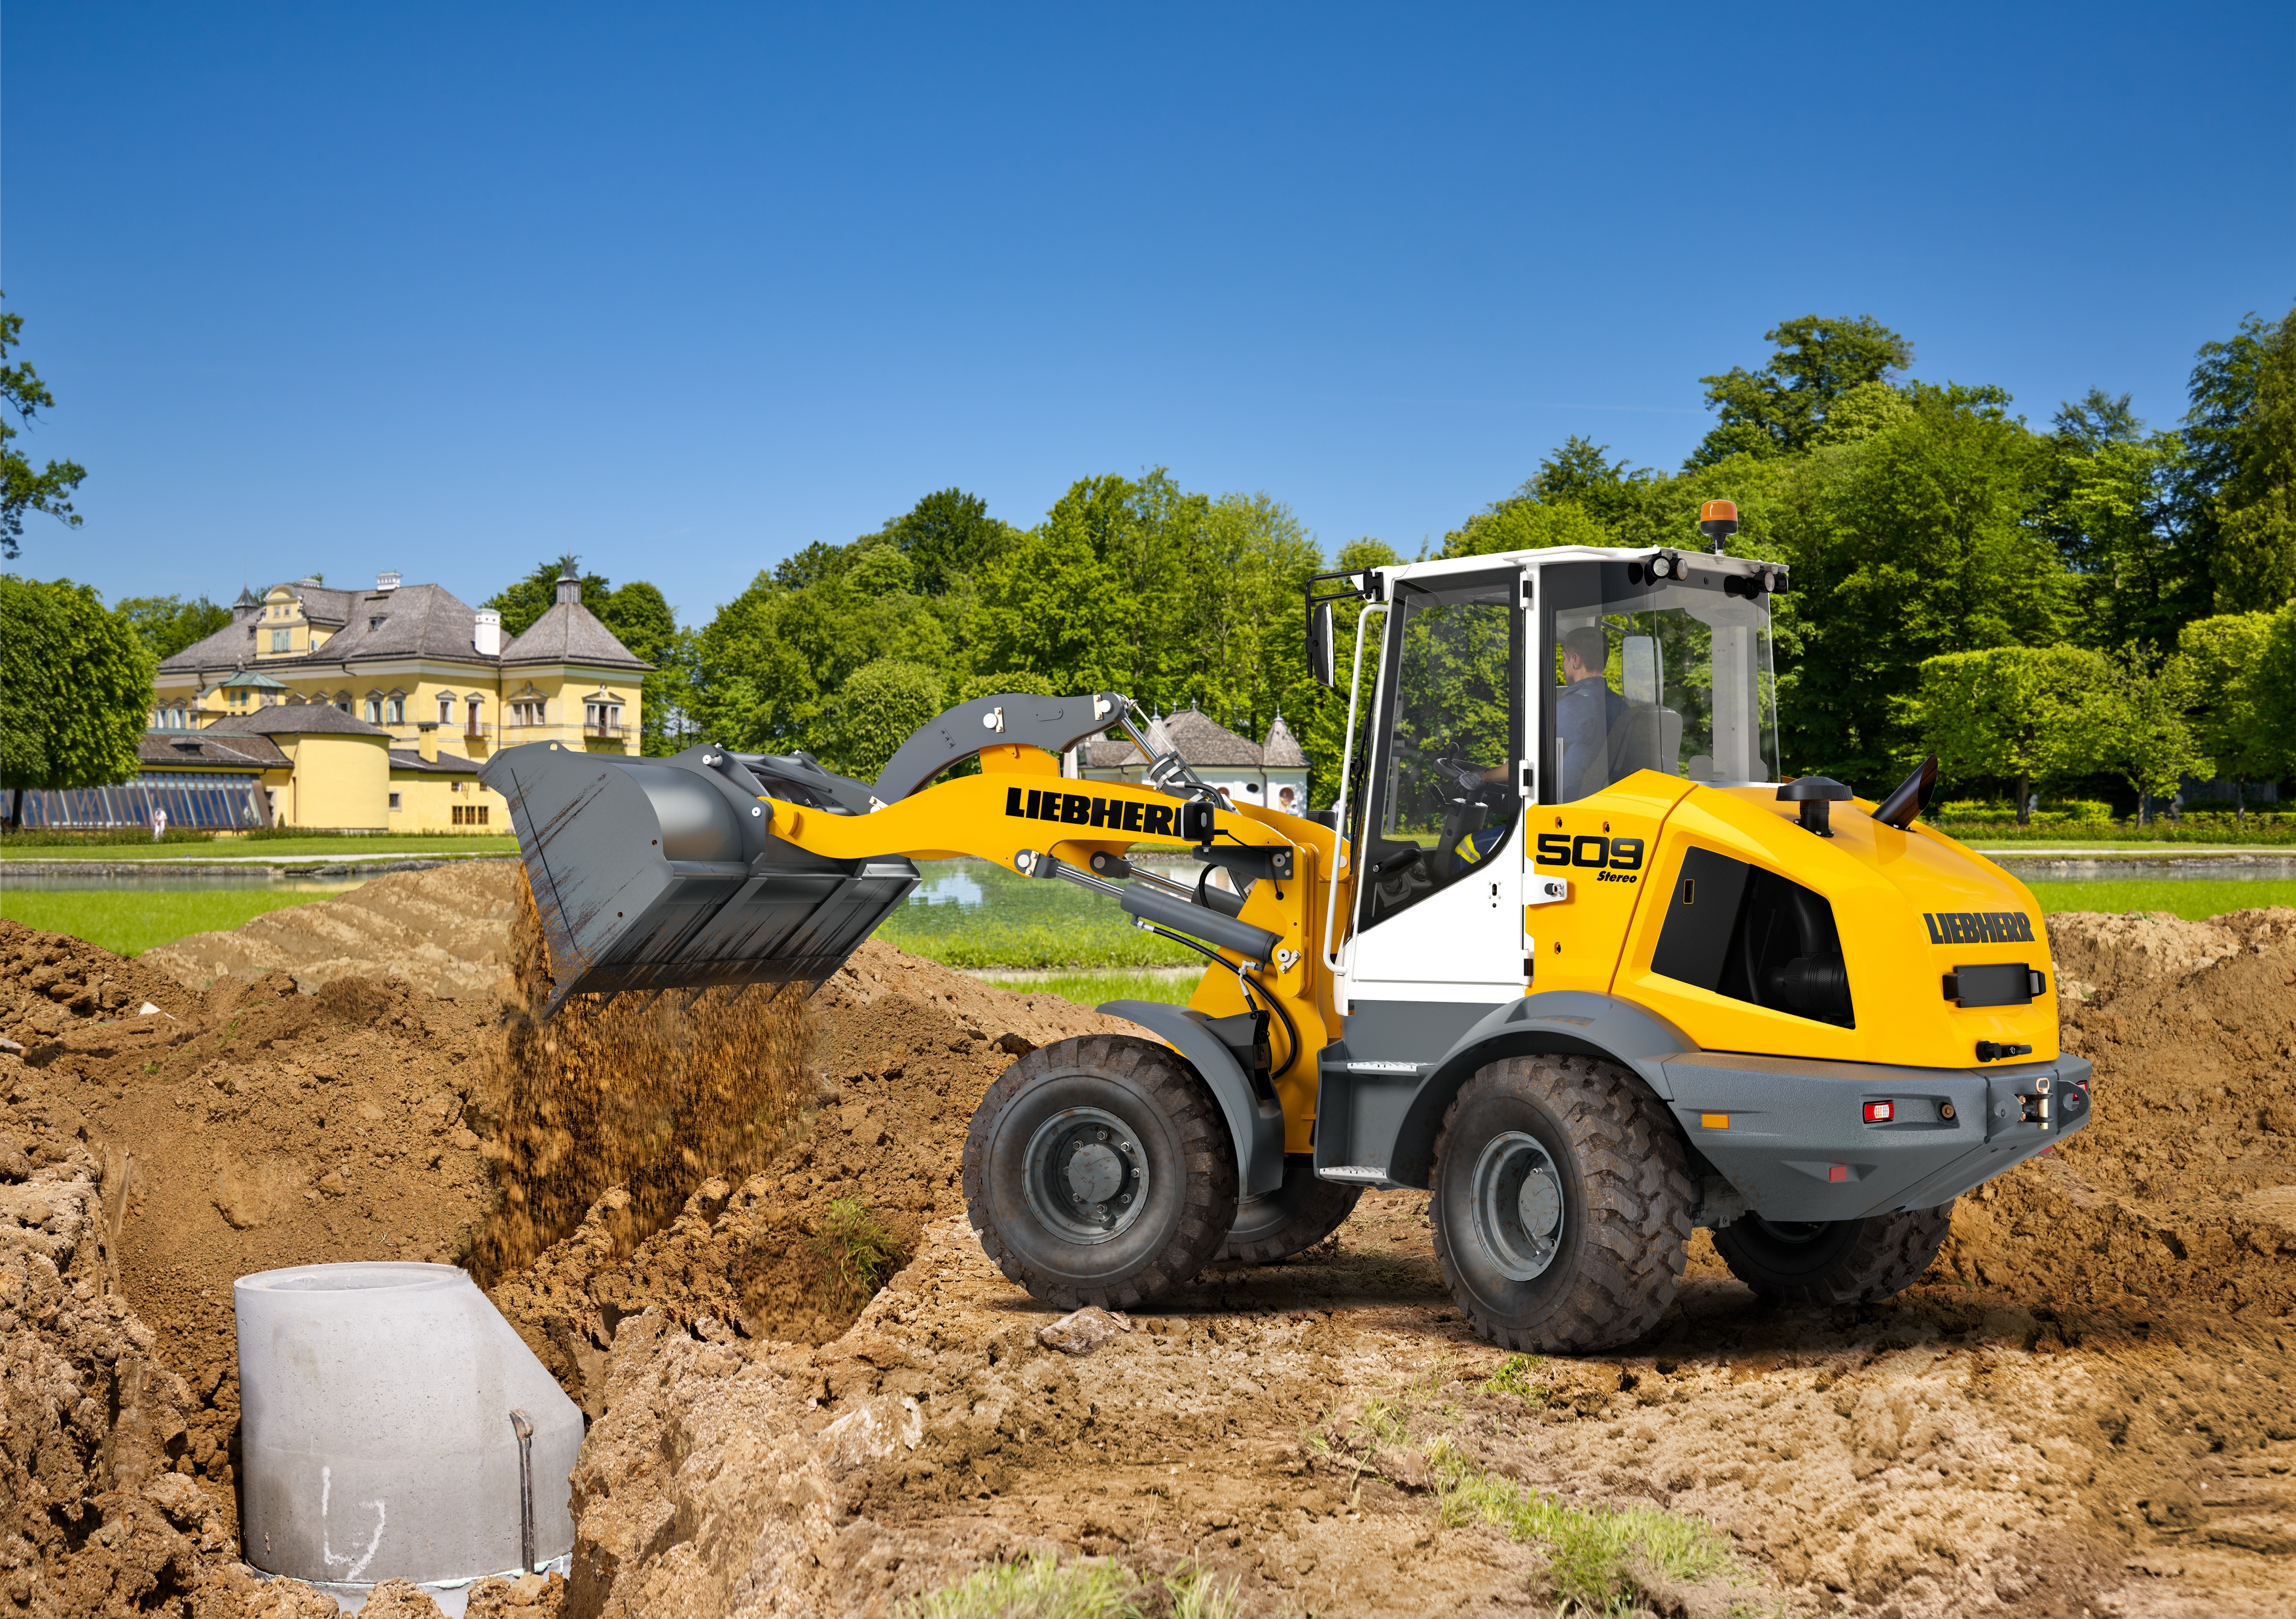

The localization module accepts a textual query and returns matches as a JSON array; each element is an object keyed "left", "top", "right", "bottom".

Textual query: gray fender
[
  {"left": 1100, "top": 1000, "right": 1286, "bottom": 1196},
  {"left": 1382, "top": 991, "right": 1694, "bottom": 1188}
]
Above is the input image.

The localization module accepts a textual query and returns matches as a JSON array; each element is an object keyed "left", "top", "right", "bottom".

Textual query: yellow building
[{"left": 147, "top": 565, "right": 651, "bottom": 831}]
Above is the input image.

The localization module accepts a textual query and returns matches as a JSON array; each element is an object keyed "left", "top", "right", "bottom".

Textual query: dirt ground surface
[
  {"left": 3, "top": 891, "right": 2293, "bottom": 1617},
  {"left": 141, "top": 864, "right": 523, "bottom": 1002}
]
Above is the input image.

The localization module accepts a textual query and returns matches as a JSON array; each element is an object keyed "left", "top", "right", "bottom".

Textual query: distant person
[
  {"left": 1555, "top": 626, "right": 1628, "bottom": 801},
  {"left": 151, "top": 807, "right": 168, "bottom": 842}
]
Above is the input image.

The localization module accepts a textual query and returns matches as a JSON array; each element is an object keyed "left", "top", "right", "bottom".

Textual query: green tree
[
  {"left": 2075, "top": 643, "right": 2212, "bottom": 823},
  {"left": 825, "top": 658, "right": 946, "bottom": 781},
  {"left": 1902, "top": 645, "right": 2108, "bottom": 821},
  {"left": 880, "top": 488, "right": 1017, "bottom": 596},
  {"left": 1765, "top": 383, "right": 2070, "bottom": 788},
  {"left": 1687, "top": 315, "right": 1914, "bottom": 467},
  {"left": 115, "top": 594, "right": 233, "bottom": 661},
  {"left": 0, "top": 300, "right": 86, "bottom": 562},
  {"left": 2203, "top": 308, "right": 2296, "bottom": 611},
  {"left": 2178, "top": 611, "right": 2290, "bottom": 821},
  {"left": 484, "top": 556, "right": 614, "bottom": 637},
  {"left": 1, "top": 577, "right": 156, "bottom": 825},
  {"left": 2249, "top": 603, "right": 2296, "bottom": 790},
  {"left": 2037, "top": 391, "right": 2204, "bottom": 648}
]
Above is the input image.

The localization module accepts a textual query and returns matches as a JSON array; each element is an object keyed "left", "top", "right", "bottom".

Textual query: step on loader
[{"left": 478, "top": 508, "right": 2090, "bottom": 1353}]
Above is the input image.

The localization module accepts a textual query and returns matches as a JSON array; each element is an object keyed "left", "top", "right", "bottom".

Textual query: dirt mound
[
  {"left": 2044, "top": 904, "right": 2296, "bottom": 997},
  {"left": 142, "top": 862, "right": 522, "bottom": 1001},
  {"left": 488, "top": 936, "right": 1136, "bottom": 1412},
  {"left": 1930, "top": 906, "right": 2296, "bottom": 1319},
  {"left": 1, "top": 919, "right": 198, "bottom": 1046},
  {"left": 2, "top": 923, "right": 503, "bottom": 1565},
  {"left": 1, "top": 1069, "right": 272, "bottom": 1616}
]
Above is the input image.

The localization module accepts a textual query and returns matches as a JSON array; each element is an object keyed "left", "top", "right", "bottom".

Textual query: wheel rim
[
  {"left": 1469, "top": 1130, "right": 1565, "bottom": 1282},
  {"left": 1021, "top": 1106, "right": 1152, "bottom": 1245}
]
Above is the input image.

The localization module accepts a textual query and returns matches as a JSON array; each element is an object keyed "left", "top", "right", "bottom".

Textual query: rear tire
[
  {"left": 1710, "top": 1202, "right": 1955, "bottom": 1306},
  {"left": 963, "top": 1035, "right": 1237, "bottom": 1311},
  {"left": 1220, "top": 1155, "right": 1362, "bottom": 1264},
  {"left": 1429, "top": 1055, "right": 1693, "bottom": 1354}
]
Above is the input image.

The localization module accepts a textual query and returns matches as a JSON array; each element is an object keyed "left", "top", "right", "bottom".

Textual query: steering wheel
[{"left": 1432, "top": 755, "right": 1487, "bottom": 793}]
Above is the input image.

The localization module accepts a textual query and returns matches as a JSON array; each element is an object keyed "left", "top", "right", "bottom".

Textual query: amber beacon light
[{"left": 1698, "top": 498, "right": 1740, "bottom": 553}]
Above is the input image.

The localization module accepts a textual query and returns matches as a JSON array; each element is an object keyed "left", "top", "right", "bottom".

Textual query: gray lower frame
[{"left": 1314, "top": 991, "right": 2092, "bottom": 1222}]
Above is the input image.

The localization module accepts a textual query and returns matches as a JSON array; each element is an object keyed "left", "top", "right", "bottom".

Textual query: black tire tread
[
  {"left": 1712, "top": 1201, "right": 1956, "bottom": 1306},
  {"left": 1429, "top": 1054, "right": 1695, "bottom": 1355},
  {"left": 1220, "top": 1169, "right": 1362, "bottom": 1264},
  {"left": 962, "top": 1033, "right": 1238, "bottom": 1311}
]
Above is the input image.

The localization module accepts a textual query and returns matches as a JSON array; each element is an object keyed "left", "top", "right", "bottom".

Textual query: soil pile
[
  {"left": 1, "top": 919, "right": 503, "bottom": 1567},
  {"left": 143, "top": 863, "right": 522, "bottom": 1001},
  {"left": 2, "top": 1060, "right": 270, "bottom": 1615},
  {"left": 1, "top": 922, "right": 196, "bottom": 1045},
  {"left": 1933, "top": 906, "right": 2296, "bottom": 1317},
  {"left": 487, "top": 934, "right": 1136, "bottom": 1413}
]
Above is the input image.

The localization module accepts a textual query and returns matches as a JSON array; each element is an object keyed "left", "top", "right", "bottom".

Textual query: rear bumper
[{"left": 1660, "top": 1050, "right": 2092, "bottom": 1223}]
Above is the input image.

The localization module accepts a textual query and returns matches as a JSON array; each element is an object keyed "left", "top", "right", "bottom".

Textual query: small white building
[{"left": 1077, "top": 708, "right": 1312, "bottom": 817}]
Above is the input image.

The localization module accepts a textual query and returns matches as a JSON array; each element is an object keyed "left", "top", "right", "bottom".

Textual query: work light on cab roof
[{"left": 479, "top": 497, "right": 2089, "bottom": 1357}]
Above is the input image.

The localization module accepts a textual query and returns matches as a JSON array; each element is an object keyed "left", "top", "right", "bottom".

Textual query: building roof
[
  {"left": 155, "top": 575, "right": 647, "bottom": 677},
  {"left": 388, "top": 748, "right": 483, "bottom": 775},
  {"left": 219, "top": 667, "right": 287, "bottom": 690},
  {"left": 137, "top": 730, "right": 289, "bottom": 769},
  {"left": 308, "top": 582, "right": 499, "bottom": 665},
  {"left": 1082, "top": 708, "right": 1272, "bottom": 771},
  {"left": 1261, "top": 714, "right": 1307, "bottom": 769},
  {"left": 204, "top": 704, "right": 392, "bottom": 739},
  {"left": 499, "top": 600, "right": 651, "bottom": 670}
]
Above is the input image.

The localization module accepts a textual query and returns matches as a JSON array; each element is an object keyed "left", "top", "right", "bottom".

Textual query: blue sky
[{"left": 8, "top": 3, "right": 2291, "bottom": 626}]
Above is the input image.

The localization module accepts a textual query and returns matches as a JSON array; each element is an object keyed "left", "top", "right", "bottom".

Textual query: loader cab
[{"left": 1327, "top": 547, "right": 1782, "bottom": 1006}]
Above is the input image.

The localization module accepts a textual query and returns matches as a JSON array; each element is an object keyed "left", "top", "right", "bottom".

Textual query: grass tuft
[
  {"left": 814, "top": 1197, "right": 900, "bottom": 1306},
  {"left": 896, "top": 1554, "right": 1240, "bottom": 1619},
  {"left": 1436, "top": 1468, "right": 1736, "bottom": 1613},
  {"left": 1480, "top": 1353, "right": 1549, "bottom": 1402}
]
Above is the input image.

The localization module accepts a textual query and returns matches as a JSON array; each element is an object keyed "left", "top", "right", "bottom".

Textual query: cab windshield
[{"left": 1541, "top": 560, "right": 1779, "bottom": 803}]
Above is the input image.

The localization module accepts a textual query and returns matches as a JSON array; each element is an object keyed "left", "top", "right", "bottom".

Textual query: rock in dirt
[
  {"left": 141, "top": 863, "right": 523, "bottom": 1001},
  {"left": 1037, "top": 1305, "right": 1132, "bottom": 1355}
]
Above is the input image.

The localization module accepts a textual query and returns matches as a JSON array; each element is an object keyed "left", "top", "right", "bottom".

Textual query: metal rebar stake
[{"left": 509, "top": 1408, "right": 536, "bottom": 1575}]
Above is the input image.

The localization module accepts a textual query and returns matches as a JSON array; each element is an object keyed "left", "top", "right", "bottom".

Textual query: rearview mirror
[{"left": 1307, "top": 602, "right": 1335, "bottom": 688}]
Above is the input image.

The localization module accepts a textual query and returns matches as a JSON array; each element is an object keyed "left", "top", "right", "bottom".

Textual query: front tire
[
  {"left": 1710, "top": 1203, "right": 1954, "bottom": 1306},
  {"left": 1220, "top": 1155, "right": 1362, "bottom": 1264},
  {"left": 963, "top": 1035, "right": 1237, "bottom": 1311},
  {"left": 1429, "top": 1055, "right": 1693, "bottom": 1354}
]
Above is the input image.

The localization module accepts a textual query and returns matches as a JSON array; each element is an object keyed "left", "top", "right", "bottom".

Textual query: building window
[
  {"left": 439, "top": 695, "right": 454, "bottom": 725},
  {"left": 336, "top": 695, "right": 351, "bottom": 714},
  {"left": 451, "top": 804, "right": 491, "bottom": 827},
  {"left": 466, "top": 698, "right": 484, "bottom": 736},
  {"left": 386, "top": 696, "right": 404, "bottom": 724},
  {"left": 388, "top": 791, "right": 402, "bottom": 811},
  {"left": 585, "top": 701, "right": 624, "bottom": 735},
  {"left": 270, "top": 630, "right": 290, "bottom": 652},
  {"left": 511, "top": 700, "right": 546, "bottom": 727},
  {"left": 364, "top": 696, "right": 384, "bottom": 724}
]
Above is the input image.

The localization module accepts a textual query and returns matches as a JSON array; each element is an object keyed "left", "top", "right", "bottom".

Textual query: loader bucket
[{"left": 478, "top": 741, "right": 918, "bottom": 1017}]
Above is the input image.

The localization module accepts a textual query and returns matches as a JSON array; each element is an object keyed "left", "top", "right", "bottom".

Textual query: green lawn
[
  {"left": 0, "top": 888, "right": 353, "bottom": 956},
  {"left": 979, "top": 968, "right": 1204, "bottom": 1010},
  {"left": 2026, "top": 879, "right": 2296, "bottom": 921},
  {"left": 879, "top": 860, "right": 1200, "bottom": 970},
  {"left": 0, "top": 835, "right": 518, "bottom": 862}
]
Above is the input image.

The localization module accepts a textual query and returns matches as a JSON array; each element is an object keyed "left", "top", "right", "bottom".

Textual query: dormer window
[{"left": 369, "top": 616, "right": 387, "bottom": 631}]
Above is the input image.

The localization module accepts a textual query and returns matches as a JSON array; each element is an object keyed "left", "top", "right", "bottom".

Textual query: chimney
[
  {"left": 417, "top": 722, "right": 439, "bottom": 764},
  {"left": 376, "top": 570, "right": 401, "bottom": 593},
  {"left": 474, "top": 610, "right": 502, "bottom": 657}
]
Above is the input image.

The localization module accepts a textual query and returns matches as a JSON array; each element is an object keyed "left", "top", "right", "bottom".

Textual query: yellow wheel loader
[{"left": 478, "top": 507, "right": 2090, "bottom": 1353}]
